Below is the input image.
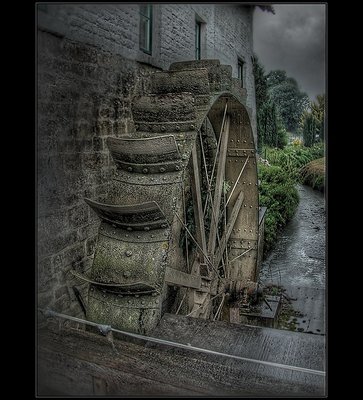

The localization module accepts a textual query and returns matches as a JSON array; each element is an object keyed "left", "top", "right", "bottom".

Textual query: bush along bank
[
  {"left": 300, "top": 157, "right": 325, "bottom": 192},
  {"left": 258, "top": 162, "right": 299, "bottom": 256},
  {"left": 263, "top": 142, "right": 324, "bottom": 182}
]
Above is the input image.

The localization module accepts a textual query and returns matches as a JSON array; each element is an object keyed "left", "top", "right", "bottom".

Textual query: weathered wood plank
[
  {"left": 37, "top": 314, "right": 325, "bottom": 397},
  {"left": 164, "top": 267, "right": 201, "bottom": 290},
  {"left": 207, "top": 115, "right": 230, "bottom": 258},
  {"left": 190, "top": 144, "right": 208, "bottom": 262},
  {"left": 214, "top": 189, "right": 245, "bottom": 270}
]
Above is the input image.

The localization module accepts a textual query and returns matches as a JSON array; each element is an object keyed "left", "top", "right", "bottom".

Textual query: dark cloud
[{"left": 253, "top": 4, "right": 326, "bottom": 100}]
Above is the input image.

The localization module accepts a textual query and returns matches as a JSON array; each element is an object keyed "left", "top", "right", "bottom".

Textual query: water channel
[{"left": 259, "top": 184, "right": 326, "bottom": 335}]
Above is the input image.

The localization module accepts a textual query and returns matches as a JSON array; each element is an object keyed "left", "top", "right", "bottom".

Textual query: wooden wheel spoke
[
  {"left": 190, "top": 145, "right": 208, "bottom": 263},
  {"left": 179, "top": 97, "right": 258, "bottom": 321},
  {"left": 225, "top": 155, "right": 249, "bottom": 207},
  {"left": 198, "top": 127, "right": 226, "bottom": 270},
  {"left": 207, "top": 115, "right": 230, "bottom": 258},
  {"left": 214, "top": 189, "right": 245, "bottom": 269}
]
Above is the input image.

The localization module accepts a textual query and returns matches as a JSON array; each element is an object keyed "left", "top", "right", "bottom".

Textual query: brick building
[{"left": 37, "top": 3, "right": 258, "bottom": 317}]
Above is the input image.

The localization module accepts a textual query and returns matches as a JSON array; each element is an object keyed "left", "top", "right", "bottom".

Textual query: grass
[
  {"left": 300, "top": 157, "right": 325, "bottom": 192},
  {"left": 263, "top": 142, "right": 324, "bottom": 182}
]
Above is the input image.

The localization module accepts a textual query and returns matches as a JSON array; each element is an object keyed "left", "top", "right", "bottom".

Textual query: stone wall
[
  {"left": 157, "top": 4, "right": 256, "bottom": 138},
  {"left": 37, "top": 4, "right": 257, "bottom": 316},
  {"left": 37, "top": 29, "right": 156, "bottom": 315}
]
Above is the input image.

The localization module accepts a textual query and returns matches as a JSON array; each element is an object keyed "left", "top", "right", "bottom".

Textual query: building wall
[{"left": 37, "top": 4, "right": 257, "bottom": 316}]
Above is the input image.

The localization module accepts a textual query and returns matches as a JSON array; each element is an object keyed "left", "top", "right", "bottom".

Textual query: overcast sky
[{"left": 253, "top": 4, "right": 326, "bottom": 101}]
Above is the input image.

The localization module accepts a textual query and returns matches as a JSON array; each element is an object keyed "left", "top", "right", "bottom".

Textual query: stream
[{"left": 259, "top": 184, "right": 326, "bottom": 335}]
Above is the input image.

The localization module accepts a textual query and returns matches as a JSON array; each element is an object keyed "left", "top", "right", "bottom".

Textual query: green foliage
[
  {"left": 253, "top": 57, "right": 288, "bottom": 151},
  {"left": 266, "top": 70, "right": 287, "bottom": 87},
  {"left": 253, "top": 55, "right": 269, "bottom": 153},
  {"left": 264, "top": 143, "right": 324, "bottom": 181},
  {"left": 267, "top": 71, "right": 310, "bottom": 133},
  {"left": 300, "top": 157, "right": 325, "bottom": 192},
  {"left": 312, "top": 94, "right": 325, "bottom": 142},
  {"left": 257, "top": 5, "right": 275, "bottom": 13},
  {"left": 301, "top": 112, "right": 315, "bottom": 147},
  {"left": 300, "top": 94, "right": 325, "bottom": 146},
  {"left": 253, "top": 55, "right": 269, "bottom": 109},
  {"left": 223, "top": 180, "right": 232, "bottom": 194},
  {"left": 258, "top": 163, "right": 299, "bottom": 255}
]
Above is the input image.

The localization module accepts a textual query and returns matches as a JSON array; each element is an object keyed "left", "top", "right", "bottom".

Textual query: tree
[
  {"left": 311, "top": 94, "right": 325, "bottom": 141},
  {"left": 301, "top": 111, "right": 315, "bottom": 147},
  {"left": 257, "top": 5, "right": 275, "bottom": 14},
  {"left": 253, "top": 55, "right": 268, "bottom": 109},
  {"left": 267, "top": 71, "right": 309, "bottom": 134},
  {"left": 253, "top": 58, "right": 287, "bottom": 150},
  {"left": 300, "top": 94, "right": 325, "bottom": 146},
  {"left": 253, "top": 55, "right": 268, "bottom": 152},
  {"left": 266, "top": 70, "right": 287, "bottom": 88}
]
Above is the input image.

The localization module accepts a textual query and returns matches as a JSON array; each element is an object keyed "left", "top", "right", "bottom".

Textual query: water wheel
[{"left": 73, "top": 60, "right": 259, "bottom": 334}]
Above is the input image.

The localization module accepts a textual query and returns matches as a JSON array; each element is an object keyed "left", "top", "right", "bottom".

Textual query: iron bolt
[{"left": 125, "top": 251, "right": 133, "bottom": 257}]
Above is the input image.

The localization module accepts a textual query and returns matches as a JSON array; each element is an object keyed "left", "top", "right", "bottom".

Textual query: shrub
[
  {"left": 258, "top": 163, "right": 299, "bottom": 255},
  {"left": 264, "top": 143, "right": 324, "bottom": 181},
  {"left": 300, "top": 157, "right": 325, "bottom": 192}
]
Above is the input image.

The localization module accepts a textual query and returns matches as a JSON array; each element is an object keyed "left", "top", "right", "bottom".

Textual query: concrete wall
[{"left": 37, "top": 4, "right": 257, "bottom": 316}]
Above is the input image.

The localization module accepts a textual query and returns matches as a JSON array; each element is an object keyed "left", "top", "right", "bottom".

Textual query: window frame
[
  {"left": 238, "top": 58, "right": 245, "bottom": 88},
  {"left": 139, "top": 4, "right": 153, "bottom": 55},
  {"left": 195, "top": 20, "right": 202, "bottom": 60}
]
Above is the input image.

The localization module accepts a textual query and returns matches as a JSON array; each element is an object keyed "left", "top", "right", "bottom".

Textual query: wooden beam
[
  {"left": 164, "top": 267, "right": 201, "bottom": 290},
  {"left": 207, "top": 115, "right": 230, "bottom": 258},
  {"left": 190, "top": 145, "right": 208, "bottom": 262},
  {"left": 214, "top": 190, "right": 245, "bottom": 268}
]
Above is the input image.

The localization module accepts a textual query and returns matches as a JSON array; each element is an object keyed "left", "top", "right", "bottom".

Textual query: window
[
  {"left": 195, "top": 21, "right": 201, "bottom": 60},
  {"left": 140, "top": 5, "right": 152, "bottom": 54},
  {"left": 238, "top": 59, "right": 244, "bottom": 87}
]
